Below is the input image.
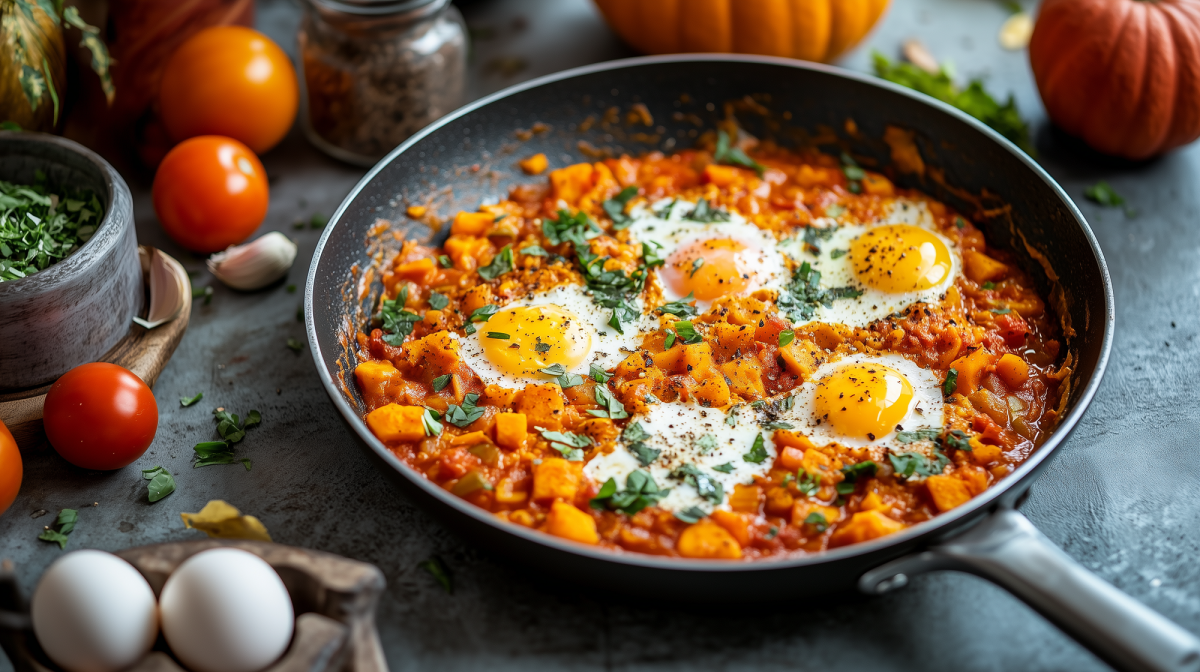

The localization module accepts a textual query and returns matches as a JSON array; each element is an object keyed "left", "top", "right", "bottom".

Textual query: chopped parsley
[
  {"left": 675, "top": 506, "right": 707, "bottom": 524},
  {"left": 432, "top": 374, "right": 452, "bottom": 392},
  {"left": 945, "top": 429, "right": 972, "bottom": 452},
  {"left": 477, "top": 244, "right": 514, "bottom": 280},
  {"left": 837, "top": 460, "right": 877, "bottom": 495},
  {"left": 1084, "top": 181, "right": 1125, "bottom": 208},
  {"left": 896, "top": 428, "right": 940, "bottom": 443},
  {"left": 713, "top": 130, "right": 765, "bottom": 176},
  {"left": 657, "top": 293, "right": 698, "bottom": 318},
  {"left": 142, "top": 466, "right": 176, "bottom": 503},
  {"left": 712, "top": 462, "right": 735, "bottom": 473},
  {"left": 539, "top": 428, "right": 593, "bottom": 461},
  {"left": 286, "top": 338, "right": 304, "bottom": 352},
  {"left": 624, "top": 422, "right": 660, "bottom": 466},
  {"left": 486, "top": 331, "right": 510, "bottom": 339},
  {"left": 671, "top": 321, "right": 704, "bottom": 347},
  {"left": 943, "top": 368, "right": 959, "bottom": 396},
  {"left": 776, "top": 261, "right": 863, "bottom": 322},
  {"left": 543, "top": 209, "right": 602, "bottom": 247},
  {"left": 725, "top": 405, "right": 740, "bottom": 427},
  {"left": 591, "top": 469, "right": 669, "bottom": 514},
  {"left": 428, "top": 291, "right": 449, "bottom": 310},
  {"left": 841, "top": 152, "right": 865, "bottom": 193},
  {"left": 696, "top": 433, "right": 718, "bottom": 454},
  {"left": 743, "top": 433, "right": 769, "bottom": 463},
  {"left": 889, "top": 449, "right": 951, "bottom": 479},
  {"left": 671, "top": 464, "right": 724, "bottom": 505},
  {"left": 0, "top": 174, "right": 103, "bottom": 282},
  {"left": 802, "top": 225, "right": 837, "bottom": 255},
  {"left": 761, "top": 421, "right": 794, "bottom": 430},
  {"left": 642, "top": 241, "right": 666, "bottom": 268},
  {"left": 688, "top": 257, "right": 704, "bottom": 277},
  {"left": 991, "top": 307, "right": 1012, "bottom": 315},
  {"left": 37, "top": 508, "right": 78, "bottom": 549},
  {"left": 193, "top": 408, "right": 260, "bottom": 470},
  {"left": 538, "top": 363, "right": 584, "bottom": 388},
  {"left": 982, "top": 281, "right": 996, "bottom": 290},
  {"left": 520, "top": 244, "right": 548, "bottom": 257},
  {"left": 465, "top": 304, "right": 499, "bottom": 335},
  {"left": 602, "top": 186, "right": 639, "bottom": 230},
  {"left": 829, "top": 248, "right": 847, "bottom": 259},
  {"left": 438, "top": 255, "right": 453, "bottom": 268},
  {"left": 796, "top": 471, "right": 820, "bottom": 496},
  {"left": 445, "top": 393, "right": 485, "bottom": 428},
  {"left": 688, "top": 198, "right": 731, "bottom": 223},
  {"left": 589, "top": 385, "right": 629, "bottom": 419},
  {"left": 376, "top": 285, "right": 421, "bottom": 345},
  {"left": 590, "top": 364, "right": 613, "bottom": 383},
  {"left": 419, "top": 556, "right": 453, "bottom": 594},
  {"left": 180, "top": 392, "right": 203, "bottom": 407}
]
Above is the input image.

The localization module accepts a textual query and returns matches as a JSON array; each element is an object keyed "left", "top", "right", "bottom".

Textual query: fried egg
[
  {"left": 626, "top": 200, "right": 790, "bottom": 308},
  {"left": 778, "top": 199, "right": 961, "bottom": 328},
  {"left": 458, "top": 283, "right": 654, "bottom": 387},
  {"left": 584, "top": 400, "right": 772, "bottom": 514},
  {"left": 768, "top": 351, "right": 945, "bottom": 453}
]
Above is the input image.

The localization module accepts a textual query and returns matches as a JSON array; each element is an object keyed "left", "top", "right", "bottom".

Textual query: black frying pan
[{"left": 305, "top": 56, "right": 1199, "bottom": 672}]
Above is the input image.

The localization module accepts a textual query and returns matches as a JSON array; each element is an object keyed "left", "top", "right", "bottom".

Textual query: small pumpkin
[
  {"left": 1030, "top": 0, "right": 1200, "bottom": 160},
  {"left": 592, "top": 0, "right": 890, "bottom": 63}
]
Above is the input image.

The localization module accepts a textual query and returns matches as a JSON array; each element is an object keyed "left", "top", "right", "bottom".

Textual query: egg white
[
  {"left": 625, "top": 199, "right": 791, "bottom": 307},
  {"left": 768, "top": 351, "right": 945, "bottom": 453},
  {"left": 584, "top": 400, "right": 773, "bottom": 514},
  {"left": 457, "top": 282, "right": 656, "bottom": 387},
  {"left": 778, "top": 198, "right": 962, "bottom": 328}
]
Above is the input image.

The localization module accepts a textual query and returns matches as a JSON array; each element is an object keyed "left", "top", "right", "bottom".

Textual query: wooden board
[{"left": 0, "top": 247, "right": 191, "bottom": 449}]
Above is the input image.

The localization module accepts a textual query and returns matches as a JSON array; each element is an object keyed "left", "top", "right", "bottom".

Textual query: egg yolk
[
  {"left": 850, "top": 224, "right": 952, "bottom": 293},
  {"left": 814, "top": 363, "right": 915, "bottom": 441},
  {"left": 480, "top": 304, "right": 591, "bottom": 377},
  {"left": 662, "top": 237, "right": 766, "bottom": 302}
]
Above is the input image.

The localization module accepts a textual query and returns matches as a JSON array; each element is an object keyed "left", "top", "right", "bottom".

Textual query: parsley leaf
[
  {"left": 438, "top": 255, "right": 453, "bottom": 268},
  {"left": 943, "top": 368, "right": 959, "bottom": 396},
  {"left": 629, "top": 442, "right": 661, "bottom": 466},
  {"left": 592, "top": 469, "right": 670, "bottom": 514},
  {"left": 445, "top": 393, "right": 485, "bottom": 428},
  {"left": 673, "top": 320, "right": 704, "bottom": 345},
  {"left": 675, "top": 506, "right": 707, "bottom": 524},
  {"left": 642, "top": 241, "right": 665, "bottom": 268},
  {"left": 603, "top": 186, "right": 639, "bottom": 229},
  {"left": 543, "top": 209, "right": 602, "bottom": 247},
  {"left": 1084, "top": 181, "right": 1125, "bottom": 208},
  {"left": 180, "top": 392, "right": 203, "bottom": 407},
  {"left": 688, "top": 198, "right": 731, "bottom": 223},
  {"left": 589, "top": 385, "right": 629, "bottom": 419},
  {"left": 696, "top": 433, "right": 718, "bottom": 454},
  {"left": 743, "top": 433, "right": 769, "bottom": 463},
  {"left": 830, "top": 249, "right": 847, "bottom": 259},
  {"left": 376, "top": 285, "right": 421, "bottom": 345},
  {"left": 590, "top": 364, "right": 613, "bottom": 383},
  {"left": 671, "top": 464, "right": 724, "bottom": 505},
  {"left": 520, "top": 244, "right": 548, "bottom": 257},
  {"left": 762, "top": 421, "right": 794, "bottom": 430},
  {"left": 622, "top": 422, "right": 661, "bottom": 466},
  {"left": 896, "top": 428, "right": 940, "bottom": 443},
  {"left": 873, "top": 51, "right": 1033, "bottom": 155},
  {"left": 982, "top": 281, "right": 996, "bottom": 290},
  {"left": 803, "top": 225, "right": 837, "bottom": 254},
  {"left": 286, "top": 338, "right": 304, "bottom": 352},
  {"left": 0, "top": 176, "right": 103, "bottom": 282},
  {"left": 486, "top": 331, "right": 510, "bottom": 339},
  {"left": 539, "top": 427, "right": 593, "bottom": 461},
  {"left": 477, "top": 244, "right": 514, "bottom": 280},
  {"left": 428, "top": 291, "right": 449, "bottom": 310},
  {"left": 888, "top": 449, "right": 951, "bottom": 479},
  {"left": 796, "top": 471, "right": 821, "bottom": 496},
  {"left": 142, "top": 466, "right": 176, "bottom": 502},
  {"left": 713, "top": 130, "right": 765, "bottom": 176},
  {"left": 38, "top": 508, "right": 78, "bottom": 549},
  {"left": 432, "top": 374, "right": 452, "bottom": 392},
  {"left": 945, "top": 429, "right": 972, "bottom": 452},
  {"left": 657, "top": 293, "right": 698, "bottom": 318},
  {"left": 712, "top": 462, "right": 735, "bottom": 473},
  {"left": 779, "top": 329, "right": 795, "bottom": 347},
  {"left": 725, "top": 405, "right": 739, "bottom": 427}
]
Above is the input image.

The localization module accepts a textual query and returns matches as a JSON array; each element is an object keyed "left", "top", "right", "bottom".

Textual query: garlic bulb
[{"left": 207, "top": 232, "right": 297, "bottom": 290}]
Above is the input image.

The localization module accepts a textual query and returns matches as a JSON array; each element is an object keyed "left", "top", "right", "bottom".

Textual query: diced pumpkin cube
[
  {"left": 652, "top": 346, "right": 686, "bottom": 373},
  {"left": 764, "top": 486, "right": 795, "bottom": 517},
  {"left": 926, "top": 474, "right": 973, "bottom": 512},
  {"left": 677, "top": 520, "right": 743, "bottom": 559},
  {"left": 802, "top": 449, "right": 841, "bottom": 485},
  {"left": 355, "top": 360, "right": 399, "bottom": 397},
  {"left": 996, "top": 353, "right": 1030, "bottom": 388},
  {"left": 773, "top": 430, "right": 817, "bottom": 452},
  {"left": 779, "top": 339, "right": 824, "bottom": 380},
  {"left": 532, "top": 458, "right": 582, "bottom": 502},
  {"left": 777, "top": 447, "right": 805, "bottom": 471},
  {"left": 405, "top": 330, "right": 460, "bottom": 372},
  {"left": 494, "top": 478, "right": 528, "bottom": 504},
  {"left": 444, "top": 234, "right": 490, "bottom": 271},
  {"left": 615, "top": 351, "right": 653, "bottom": 378},
  {"left": 519, "top": 153, "right": 549, "bottom": 175},
  {"left": 423, "top": 310, "right": 448, "bottom": 331},
  {"left": 481, "top": 384, "right": 517, "bottom": 408},
  {"left": 544, "top": 501, "right": 599, "bottom": 544},
  {"left": 462, "top": 284, "right": 495, "bottom": 314},
  {"left": 949, "top": 347, "right": 998, "bottom": 396},
  {"left": 971, "top": 441, "right": 1004, "bottom": 466},
  {"left": 861, "top": 172, "right": 895, "bottom": 196},
  {"left": 549, "top": 163, "right": 595, "bottom": 205},
  {"left": 692, "top": 371, "right": 730, "bottom": 407},
  {"left": 720, "top": 359, "right": 766, "bottom": 400},
  {"left": 680, "top": 342, "right": 714, "bottom": 376},
  {"left": 395, "top": 257, "right": 436, "bottom": 283},
  {"left": 451, "top": 431, "right": 489, "bottom": 446},
  {"left": 710, "top": 510, "right": 752, "bottom": 547},
  {"left": 365, "top": 404, "right": 426, "bottom": 443},
  {"left": 452, "top": 211, "right": 495, "bottom": 236},
  {"left": 703, "top": 164, "right": 741, "bottom": 187},
  {"left": 810, "top": 323, "right": 847, "bottom": 351},
  {"left": 718, "top": 295, "right": 769, "bottom": 326},
  {"left": 576, "top": 418, "right": 618, "bottom": 443},
  {"left": 829, "top": 510, "right": 907, "bottom": 547},
  {"left": 957, "top": 466, "right": 989, "bottom": 496},
  {"left": 963, "top": 250, "right": 1009, "bottom": 283},
  {"left": 792, "top": 501, "right": 842, "bottom": 529},
  {"left": 729, "top": 484, "right": 762, "bottom": 513},
  {"left": 516, "top": 383, "right": 567, "bottom": 430},
  {"left": 712, "top": 322, "right": 756, "bottom": 361},
  {"left": 494, "top": 412, "right": 528, "bottom": 450},
  {"left": 860, "top": 490, "right": 885, "bottom": 511}
]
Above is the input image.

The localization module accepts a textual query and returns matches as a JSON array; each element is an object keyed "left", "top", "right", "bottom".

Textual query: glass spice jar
[{"left": 298, "top": 0, "right": 467, "bottom": 165}]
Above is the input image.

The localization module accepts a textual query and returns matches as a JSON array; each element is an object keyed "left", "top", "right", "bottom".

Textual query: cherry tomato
[
  {"left": 159, "top": 26, "right": 298, "bottom": 154},
  {"left": 0, "top": 419, "right": 21, "bottom": 516},
  {"left": 43, "top": 363, "right": 159, "bottom": 471},
  {"left": 153, "top": 136, "right": 269, "bottom": 253}
]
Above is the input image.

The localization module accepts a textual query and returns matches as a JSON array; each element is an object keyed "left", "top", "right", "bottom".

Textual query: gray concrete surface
[{"left": 4, "top": 0, "right": 1199, "bottom": 670}]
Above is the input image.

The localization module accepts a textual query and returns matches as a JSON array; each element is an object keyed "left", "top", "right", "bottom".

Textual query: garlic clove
[
  {"left": 207, "top": 232, "right": 297, "bottom": 291},
  {"left": 133, "top": 247, "right": 189, "bottom": 329}
]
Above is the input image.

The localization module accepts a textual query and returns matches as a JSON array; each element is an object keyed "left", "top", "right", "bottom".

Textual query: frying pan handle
[{"left": 860, "top": 508, "right": 1200, "bottom": 672}]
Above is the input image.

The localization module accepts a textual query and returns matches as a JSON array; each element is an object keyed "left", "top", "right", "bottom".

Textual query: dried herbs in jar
[{"left": 299, "top": 0, "right": 467, "bottom": 165}]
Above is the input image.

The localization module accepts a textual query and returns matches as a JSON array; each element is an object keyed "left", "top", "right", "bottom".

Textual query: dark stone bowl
[{"left": 0, "top": 132, "right": 142, "bottom": 391}]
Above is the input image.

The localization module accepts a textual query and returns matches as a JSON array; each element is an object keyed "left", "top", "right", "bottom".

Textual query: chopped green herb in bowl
[{"left": 0, "top": 172, "right": 104, "bottom": 282}]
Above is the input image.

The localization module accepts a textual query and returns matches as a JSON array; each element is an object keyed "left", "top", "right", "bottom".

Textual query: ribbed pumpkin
[
  {"left": 592, "top": 0, "right": 890, "bottom": 63},
  {"left": 1030, "top": 0, "right": 1200, "bottom": 160}
]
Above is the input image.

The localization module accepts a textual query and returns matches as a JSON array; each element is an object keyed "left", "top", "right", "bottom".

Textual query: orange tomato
[
  {"left": 153, "top": 136, "right": 269, "bottom": 253},
  {"left": 158, "top": 26, "right": 298, "bottom": 154},
  {"left": 0, "top": 419, "right": 20, "bottom": 516},
  {"left": 43, "top": 363, "right": 159, "bottom": 471}
]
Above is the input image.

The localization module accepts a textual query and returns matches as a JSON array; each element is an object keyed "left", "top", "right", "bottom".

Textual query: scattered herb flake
[
  {"left": 712, "top": 462, "right": 735, "bottom": 474},
  {"left": 804, "top": 512, "right": 829, "bottom": 533},
  {"left": 943, "top": 368, "right": 959, "bottom": 396},
  {"left": 675, "top": 506, "right": 707, "bottom": 524},
  {"left": 713, "top": 130, "right": 765, "bottom": 176},
  {"left": 180, "top": 392, "right": 203, "bottom": 407},
  {"left": 779, "top": 329, "right": 795, "bottom": 347},
  {"left": 286, "top": 338, "right": 303, "bottom": 352},
  {"left": 1084, "top": 181, "right": 1125, "bottom": 208},
  {"left": 37, "top": 508, "right": 78, "bottom": 549},
  {"left": 743, "top": 433, "right": 769, "bottom": 463},
  {"left": 142, "top": 466, "right": 176, "bottom": 503},
  {"left": 428, "top": 291, "right": 449, "bottom": 310},
  {"left": 671, "top": 464, "right": 724, "bottom": 505},
  {"left": 589, "top": 385, "right": 628, "bottom": 419},
  {"left": 695, "top": 433, "right": 718, "bottom": 455},
  {"left": 0, "top": 176, "right": 103, "bottom": 282},
  {"left": 419, "top": 556, "right": 453, "bottom": 594},
  {"left": 657, "top": 293, "right": 698, "bottom": 318},
  {"left": 445, "top": 393, "right": 485, "bottom": 428},
  {"left": 477, "top": 244, "right": 514, "bottom": 280},
  {"left": 776, "top": 261, "right": 864, "bottom": 322},
  {"left": 432, "top": 374, "right": 452, "bottom": 392},
  {"left": 422, "top": 407, "right": 443, "bottom": 436},
  {"left": 602, "top": 186, "right": 639, "bottom": 229},
  {"left": 438, "top": 255, "right": 453, "bottom": 268},
  {"left": 590, "top": 364, "right": 613, "bottom": 384}
]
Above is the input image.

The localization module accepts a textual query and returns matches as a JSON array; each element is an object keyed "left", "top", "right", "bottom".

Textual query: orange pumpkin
[
  {"left": 1029, "top": 0, "right": 1200, "bottom": 159},
  {"left": 592, "top": 0, "right": 890, "bottom": 63}
]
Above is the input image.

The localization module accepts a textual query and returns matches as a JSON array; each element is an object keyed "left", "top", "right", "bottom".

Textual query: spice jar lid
[{"left": 308, "top": 0, "right": 449, "bottom": 17}]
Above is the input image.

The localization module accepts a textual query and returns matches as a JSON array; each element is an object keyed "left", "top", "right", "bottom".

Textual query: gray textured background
[{"left": 4, "top": 0, "right": 1199, "bottom": 670}]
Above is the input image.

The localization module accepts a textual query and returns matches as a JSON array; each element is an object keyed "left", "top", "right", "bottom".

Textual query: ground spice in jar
[{"left": 299, "top": 0, "right": 466, "bottom": 165}]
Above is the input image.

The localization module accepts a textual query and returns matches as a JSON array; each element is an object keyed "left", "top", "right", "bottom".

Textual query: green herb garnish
[
  {"left": 673, "top": 321, "right": 703, "bottom": 345},
  {"left": 657, "top": 293, "right": 698, "bottom": 318},
  {"left": 286, "top": 284, "right": 296, "bottom": 293},
  {"left": 141, "top": 466, "right": 176, "bottom": 503},
  {"left": 982, "top": 281, "right": 995, "bottom": 290},
  {"left": 804, "top": 512, "right": 829, "bottom": 533},
  {"left": 521, "top": 244, "right": 548, "bottom": 257},
  {"left": 896, "top": 428, "right": 940, "bottom": 443},
  {"left": 712, "top": 462, "right": 735, "bottom": 473},
  {"left": 286, "top": 338, "right": 304, "bottom": 352},
  {"left": 591, "top": 470, "right": 670, "bottom": 514},
  {"left": 486, "top": 332, "right": 510, "bottom": 340},
  {"left": 540, "top": 428, "right": 593, "bottom": 461},
  {"left": 943, "top": 368, "right": 959, "bottom": 396},
  {"left": 422, "top": 407, "right": 443, "bottom": 436},
  {"left": 478, "top": 244, "right": 514, "bottom": 280},
  {"left": 743, "top": 433, "right": 768, "bottom": 463},
  {"left": 38, "top": 508, "right": 78, "bottom": 549},
  {"left": 0, "top": 176, "right": 104, "bottom": 282},
  {"left": 945, "top": 429, "right": 972, "bottom": 452},
  {"left": 603, "top": 186, "right": 639, "bottom": 229},
  {"left": 779, "top": 329, "right": 795, "bottom": 347},
  {"left": 696, "top": 433, "right": 718, "bottom": 454},
  {"left": 689, "top": 198, "right": 731, "bottom": 223},
  {"left": 376, "top": 285, "right": 420, "bottom": 345},
  {"left": 428, "top": 291, "right": 449, "bottom": 310},
  {"left": 675, "top": 506, "right": 707, "bottom": 524},
  {"left": 438, "top": 255, "right": 453, "bottom": 268},
  {"left": 776, "top": 261, "right": 863, "bottom": 322},
  {"left": 1084, "top": 181, "right": 1125, "bottom": 208},
  {"left": 713, "top": 130, "right": 765, "bottom": 176},
  {"left": 432, "top": 374, "right": 452, "bottom": 392},
  {"left": 589, "top": 385, "right": 629, "bottom": 419},
  {"left": 445, "top": 393, "right": 484, "bottom": 428},
  {"left": 419, "top": 556, "right": 453, "bottom": 594},
  {"left": 830, "top": 249, "right": 847, "bottom": 259},
  {"left": 180, "top": 392, "right": 203, "bottom": 407},
  {"left": 889, "top": 449, "right": 951, "bottom": 479},
  {"left": 590, "top": 364, "right": 613, "bottom": 384},
  {"left": 671, "top": 464, "right": 724, "bottom": 505}
]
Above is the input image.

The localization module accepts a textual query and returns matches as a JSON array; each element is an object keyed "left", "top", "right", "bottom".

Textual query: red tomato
[
  {"left": 153, "top": 136, "right": 269, "bottom": 253},
  {"left": 43, "top": 363, "right": 158, "bottom": 471},
  {"left": 0, "top": 419, "right": 21, "bottom": 516},
  {"left": 159, "top": 26, "right": 298, "bottom": 154}
]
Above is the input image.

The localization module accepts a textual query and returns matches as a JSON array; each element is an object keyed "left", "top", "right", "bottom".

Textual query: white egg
[
  {"left": 458, "top": 282, "right": 654, "bottom": 387},
  {"left": 584, "top": 400, "right": 773, "bottom": 514},
  {"left": 769, "top": 351, "right": 945, "bottom": 453},
  {"left": 625, "top": 199, "right": 791, "bottom": 307},
  {"left": 31, "top": 550, "right": 158, "bottom": 672},
  {"left": 159, "top": 548, "right": 294, "bottom": 672},
  {"left": 778, "top": 198, "right": 962, "bottom": 328}
]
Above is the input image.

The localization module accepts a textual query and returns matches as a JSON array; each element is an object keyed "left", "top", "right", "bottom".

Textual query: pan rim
[{"left": 306, "top": 54, "right": 1115, "bottom": 573}]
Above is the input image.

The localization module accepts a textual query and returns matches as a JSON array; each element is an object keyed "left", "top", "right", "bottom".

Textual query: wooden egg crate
[{"left": 0, "top": 540, "right": 388, "bottom": 672}]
